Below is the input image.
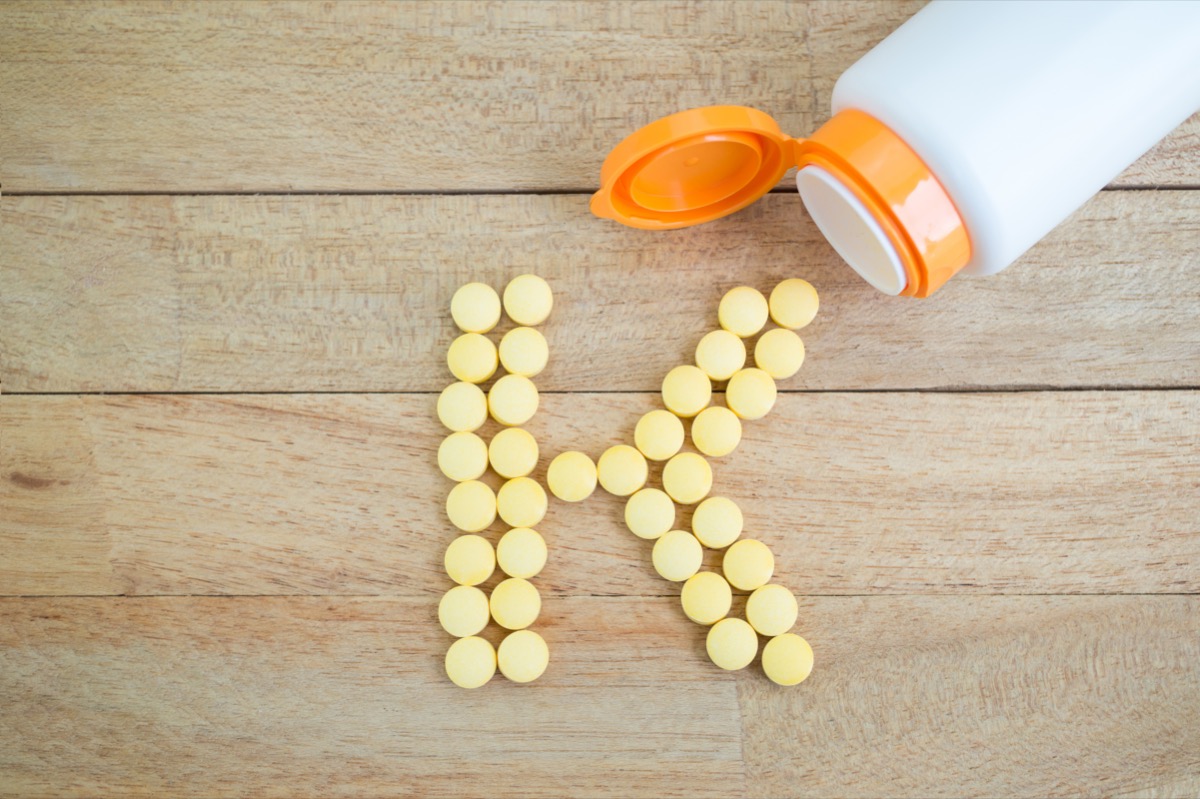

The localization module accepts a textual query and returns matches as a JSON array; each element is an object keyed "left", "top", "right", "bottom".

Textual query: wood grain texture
[
  {"left": 738, "top": 595, "right": 1200, "bottom": 799},
  {"left": 3, "top": 392, "right": 1197, "bottom": 597},
  {"left": 4, "top": 191, "right": 1200, "bottom": 394},
  {"left": 0, "top": 595, "right": 1195, "bottom": 798},
  {"left": 0, "top": 596, "right": 746, "bottom": 798},
  {"left": 1, "top": 1, "right": 1195, "bottom": 193}
]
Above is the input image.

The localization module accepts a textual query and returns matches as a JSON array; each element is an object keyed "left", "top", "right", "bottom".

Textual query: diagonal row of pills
[
  {"left": 436, "top": 275, "right": 554, "bottom": 689},
  {"left": 546, "top": 279, "right": 819, "bottom": 686}
]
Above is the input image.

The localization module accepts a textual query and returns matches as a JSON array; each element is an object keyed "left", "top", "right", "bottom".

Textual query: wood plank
[
  {"left": 3, "top": 392, "right": 1196, "bottom": 597},
  {"left": 0, "top": 595, "right": 746, "bottom": 798},
  {"left": 1, "top": 595, "right": 1196, "bottom": 797},
  {"left": 0, "top": 1, "right": 1194, "bottom": 192},
  {"left": 4, "top": 191, "right": 1199, "bottom": 394},
  {"left": 740, "top": 595, "right": 1200, "bottom": 799}
]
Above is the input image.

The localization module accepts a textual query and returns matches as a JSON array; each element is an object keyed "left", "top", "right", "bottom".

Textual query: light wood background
[{"left": 2, "top": 2, "right": 1198, "bottom": 797}]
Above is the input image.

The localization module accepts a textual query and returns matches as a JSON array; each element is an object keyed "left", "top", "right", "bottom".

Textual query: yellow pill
[
  {"left": 438, "top": 585, "right": 490, "bottom": 637},
  {"left": 437, "top": 431, "right": 488, "bottom": 482},
  {"left": 488, "top": 374, "right": 539, "bottom": 426},
  {"left": 634, "top": 409, "right": 685, "bottom": 461},
  {"left": 694, "top": 329, "right": 746, "bottom": 381},
  {"left": 497, "top": 476, "right": 548, "bottom": 528},
  {"left": 624, "top": 488, "right": 675, "bottom": 540},
  {"left": 447, "top": 333, "right": 499, "bottom": 384},
  {"left": 547, "top": 450, "right": 597, "bottom": 502},
  {"left": 445, "top": 635, "right": 496, "bottom": 689},
  {"left": 692, "top": 496, "right": 743, "bottom": 549},
  {"left": 498, "top": 629, "right": 550, "bottom": 684},
  {"left": 597, "top": 444, "right": 648, "bottom": 497},
  {"left": 769, "top": 278, "right": 819, "bottom": 330},
  {"left": 503, "top": 274, "right": 554, "bottom": 326},
  {"left": 723, "top": 539, "right": 775, "bottom": 591},
  {"left": 499, "top": 326, "right": 549, "bottom": 378},
  {"left": 437, "top": 382, "right": 488, "bottom": 433},
  {"left": 451, "top": 282, "right": 501, "bottom": 334},
  {"left": 718, "top": 286, "right": 769, "bottom": 338},
  {"left": 490, "top": 577, "right": 541, "bottom": 630},
  {"left": 488, "top": 427, "right": 539, "bottom": 479},
  {"left": 444, "top": 534, "right": 496, "bottom": 586},
  {"left": 762, "top": 633, "right": 814, "bottom": 687},
  {"left": 691, "top": 405, "right": 742, "bottom": 458},
  {"left": 680, "top": 571, "right": 733, "bottom": 625},
  {"left": 496, "top": 527, "right": 548, "bottom": 579},
  {"left": 446, "top": 479, "right": 496, "bottom": 533},
  {"left": 755, "top": 328, "right": 806, "bottom": 380},
  {"left": 661, "top": 365, "right": 711, "bottom": 418},
  {"left": 662, "top": 452, "right": 712, "bottom": 505},
  {"left": 652, "top": 530, "right": 703, "bottom": 582},
  {"left": 726, "top": 368, "right": 777, "bottom": 420},
  {"left": 746, "top": 584, "right": 798, "bottom": 637},
  {"left": 706, "top": 617, "right": 758, "bottom": 671}
]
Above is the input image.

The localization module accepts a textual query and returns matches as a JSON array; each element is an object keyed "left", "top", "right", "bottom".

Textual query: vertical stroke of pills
[{"left": 438, "top": 275, "right": 554, "bottom": 688}]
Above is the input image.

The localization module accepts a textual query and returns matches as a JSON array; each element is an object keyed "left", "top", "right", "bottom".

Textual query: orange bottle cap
[
  {"left": 590, "top": 106, "right": 794, "bottom": 230},
  {"left": 593, "top": 105, "right": 972, "bottom": 297}
]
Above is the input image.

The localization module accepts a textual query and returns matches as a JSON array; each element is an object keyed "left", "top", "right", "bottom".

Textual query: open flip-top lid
[
  {"left": 590, "top": 106, "right": 796, "bottom": 230},
  {"left": 591, "top": 105, "right": 972, "bottom": 298}
]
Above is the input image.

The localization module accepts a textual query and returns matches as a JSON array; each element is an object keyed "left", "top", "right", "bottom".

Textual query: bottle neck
[{"left": 794, "top": 110, "right": 971, "bottom": 298}]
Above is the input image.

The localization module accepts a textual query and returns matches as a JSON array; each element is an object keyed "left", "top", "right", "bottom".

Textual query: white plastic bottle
[{"left": 592, "top": 1, "right": 1200, "bottom": 297}]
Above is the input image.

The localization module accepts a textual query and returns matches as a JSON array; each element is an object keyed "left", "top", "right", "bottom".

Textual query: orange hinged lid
[
  {"left": 590, "top": 106, "right": 795, "bottom": 230},
  {"left": 591, "top": 104, "right": 973, "bottom": 298}
]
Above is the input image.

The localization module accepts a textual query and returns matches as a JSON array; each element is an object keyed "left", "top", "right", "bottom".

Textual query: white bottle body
[{"left": 829, "top": 0, "right": 1200, "bottom": 277}]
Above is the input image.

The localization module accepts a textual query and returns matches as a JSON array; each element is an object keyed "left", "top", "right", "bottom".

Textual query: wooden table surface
[{"left": 2, "top": 3, "right": 1198, "bottom": 797}]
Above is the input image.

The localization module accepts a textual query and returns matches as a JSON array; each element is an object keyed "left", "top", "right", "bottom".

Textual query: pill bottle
[{"left": 591, "top": 1, "right": 1200, "bottom": 297}]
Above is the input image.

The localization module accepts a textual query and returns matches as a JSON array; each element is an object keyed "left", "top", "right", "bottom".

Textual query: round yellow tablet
[
  {"left": 624, "top": 488, "right": 675, "bottom": 540},
  {"left": 546, "top": 450, "right": 597, "bottom": 502},
  {"left": 680, "top": 571, "right": 733, "bottom": 625},
  {"left": 762, "top": 633, "right": 814, "bottom": 687},
  {"left": 444, "top": 534, "right": 496, "bottom": 586},
  {"left": 496, "top": 476, "right": 548, "bottom": 528},
  {"left": 437, "top": 382, "right": 488, "bottom": 433},
  {"left": 690, "top": 405, "right": 742, "bottom": 458},
  {"left": 661, "top": 365, "right": 711, "bottom": 418},
  {"left": 662, "top": 452, "right": 712, "bottom": 505},
  {"left": 706, "top": 617, "right": 758, "bottom": 671},
  {"left": 488, "top": 427, "right": 539, "bottom": 479},
  {"left": 718, "top": 286, "right": 769, "bottom": 338},
  {"left": 723, "top": 539, "right": 775, "bottom": 591},
  {"left": 726, "top": 368, "right": 777, "bottom": 420},
  {"left": 754, "top": 328, "right": 806, "bottom": 380},
  {"left": 503, "top": 274, "right": 553, "bottom": 326},
  {"left": 652, "top": 530, "right": 703, "bottom": 582},
  {"left": 634, "top": 409, "right": 685, "bottom": 461},
  {"left": 769, "top": 278, "right": 819, "bottom": 330},
  {"left": 496, "top": 527, "right": 548, "bottom": 579},
  {"left": 437, "top": 431, "right": 488, "bottom": 482},
  {"left": 499, "top": 326, "right": 549, "bottom": 378},
  {"left": 488, "top": 374, "right": 539, "bottom": 426},
  {"left": 596, "top": 444, "right": 648, "bottom": 497},
  {"left": 447, "top": 333, "right": 499, "bottom": 384},
  {"left": 490, "top": 577, "right": 541, "bottom": 630},
  {"left": 438, "top": 585, "right": 490, "bottom": 637},
  {"left": 451, "top": 282, "right": 501, "bottom": 334},
  {"left": 692, "top": 496, "right": 743, "bottom": 549},
  {"left": 445, "top": 635, "right": 496, "bottom": 689},
  {"left": 446, "top": 480, "right": 497, "bottom": 533},
  {"left": 746, "top": 584, "right": 798, "bottom": 637},
  {"left": 498, "top": 629, "right": 550, "bottom": 684},
  {"left": 694, "top": 329, "right": 746, "bottom": 381}
]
